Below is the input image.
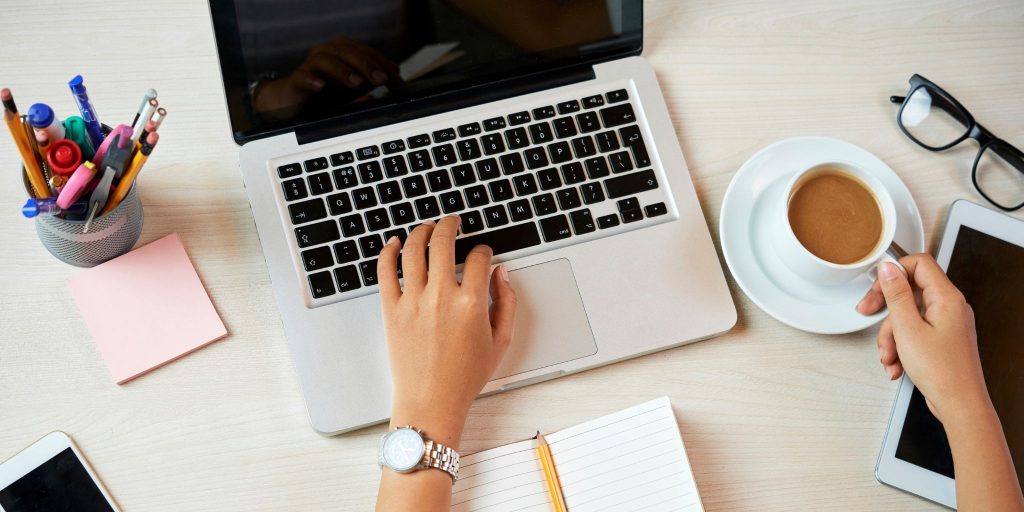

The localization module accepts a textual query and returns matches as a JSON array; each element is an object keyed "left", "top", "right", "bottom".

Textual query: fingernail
[
  {"left": 499, "top": 265, "right": 510, "bottom": 282},
  {"left": 348, "top": 74, "right": 363, "bottom": 87},
  {"left": 385, "top": 236, "right": 398, "bottom": 246},
  {"left": 424, "top": 220, "right": 435, "bottom": 226},
  {"left": 308, "top": 77, "right": 325, "bottom": 89},
  {"left": 878, "top": 262, "right": 900, "bottom": 282},
  {"left": 372, "top": 70, "right": 388, "bottom": 84}
]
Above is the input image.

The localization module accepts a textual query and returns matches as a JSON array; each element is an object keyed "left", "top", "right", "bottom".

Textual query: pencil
[
  {"left": 3, "top": 88, "right": 50, "bottom": 198},
  {"left": 536, "top": 433, "right": 568, "bottom": 512}
]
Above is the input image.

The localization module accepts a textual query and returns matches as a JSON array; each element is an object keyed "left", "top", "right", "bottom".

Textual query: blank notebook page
[{"left": 452, "top": 397, "right": 703, "bottom": 512}]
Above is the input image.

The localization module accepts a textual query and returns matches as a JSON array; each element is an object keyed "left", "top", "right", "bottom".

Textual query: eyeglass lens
[
  {"left": 975, "top": 142, "right": 1024, "bottom": 210},
  {"left": 900, "top": 86, "right": 970, "bottom": 149}
]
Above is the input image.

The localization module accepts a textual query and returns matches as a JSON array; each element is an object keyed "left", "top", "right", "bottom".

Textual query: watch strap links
[{"left": 423, "top": 439, "right": 460, "bottom": 481}]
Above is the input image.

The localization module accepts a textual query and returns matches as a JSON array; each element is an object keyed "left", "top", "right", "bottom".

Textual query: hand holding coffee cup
[{"left": 772, "top": 162, "right": 903, "bottom": 285}]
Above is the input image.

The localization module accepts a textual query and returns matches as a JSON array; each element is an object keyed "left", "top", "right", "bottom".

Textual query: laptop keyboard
[{"left": 275, "top": 88, "right": 674, "bottom": 305}]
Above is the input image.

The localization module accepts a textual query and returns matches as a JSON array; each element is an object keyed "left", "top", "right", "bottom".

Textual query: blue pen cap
[
  {"left": 22, "top": 199, "right": 40, "bottom": 218},
  {"left": 27, "top": 103, "right": 55, "bottom": 128},
  {"left": 68, "top": 74, "right": 86, "bottom": 92}
]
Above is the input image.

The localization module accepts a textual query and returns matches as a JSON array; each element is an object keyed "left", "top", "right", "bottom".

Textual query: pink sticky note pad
[{"left": 68, "top": 233, "right": 228, "bottom": 384}]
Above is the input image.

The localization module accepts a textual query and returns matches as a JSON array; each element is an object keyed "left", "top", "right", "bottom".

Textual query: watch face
[{"left": 382, "top": 428, "right": 425, "bottom": 471}]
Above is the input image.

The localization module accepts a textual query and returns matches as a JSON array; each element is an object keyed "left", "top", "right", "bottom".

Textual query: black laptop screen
[{"left": 209, "top": 0, "right": 643, "bottom": 143}]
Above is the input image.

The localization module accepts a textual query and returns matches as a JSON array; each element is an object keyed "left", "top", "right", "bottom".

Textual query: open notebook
[{"left": 452, "top": 397, "right": 703, "bottom": 512}]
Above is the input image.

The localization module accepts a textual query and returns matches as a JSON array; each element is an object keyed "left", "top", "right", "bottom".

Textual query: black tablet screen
[
  {"left": 0, "top": 448, "right": 114, "bottom": 512},
  {"left": 895, "top": 225, "right": 1024, "bottom": 486}
]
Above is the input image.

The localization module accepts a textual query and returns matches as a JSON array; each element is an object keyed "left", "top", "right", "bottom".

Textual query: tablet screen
[
  {"left": 895, "top": 226, "right": 1024, "bottom": 485},
  {"left": 0, "top": 448, "right": 114, "bottom": 512}
]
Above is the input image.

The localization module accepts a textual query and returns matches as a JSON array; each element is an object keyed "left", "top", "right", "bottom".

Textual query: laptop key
[
  {"left": 389, "top": 202, "right": 416, "bottom": 225},
  {"left": 622, "top": 209, "right": 644, "bottom": 223},
  {"left": 570, "top": 209, "right": 596, "bottom": 234},
  {"left": 483, "top": 117, "right": 506, "bottom": 131},
  {"left": 458, "top": 122, "right": 482, "bottom": 137},
  {"left": 532, "top": 106, "right": 556, "bottom": 120},
  {"left": 529, "top": 122, "right": 554, "bottom": 144},
  {"left": 572, "top": 136, "right": 597, "bottom": 158},
  {"left": 451, "top": 164, "right": 476, "bottom": 186},
  {"left": 282, "top": 178, "right": 308, "bottom": 201},
  {"left": 557, "top": 188, "right": 582, "bottom": 210},
  {"left": 440, "top": 190, "right": 466, "bottom": 214},
  {"left": 358, "top": 161, "right": 384, "bottom": 183},
  {"left": 548, "top": 142, "right": 572, "bottom": 164},
  {"left": 308, "top": 270, "right": 336, "bottom": 298},
  {"left": 608, "top": 151, "right": 634, "bottom": 173},
  {"left": 645, "top": 202, "right": 668, "bottom": 217},
  {"left": 359, "top": 234, "right": 384, "bottom": 258},
  {"left": 304, "top": 157, "right": 329, "bottom": 172},
  {"left": 619, "top": 125, "right": 651, "bottom": 167},
  {"left": 377, "top": 181, "right": 403, "bottom": 204},
  {"left": 465, "top": 185, "right": 489, "bottom": 207},
  {"left": 508, "top": 111, "right": 531, "bottom": 125},
  {"left": 456, "top": 139, "right": 482, "bottom": 161},
  {"left": 489, "top": 179, "right": 514, "bottom": 201},
  {"left": 408, "top": 134, "right": 431, "bottom": 148},
  {"left": 454, "top": 222, "right": 542, "bottom": 263},
  {"left": 606, "top": 89, "right": 629, "bottom": 103},
  {"left": 432, "top": 128, "right": 456, "bottom": 143},
  {"left": 360, "top": 260, "right": 379, "bottom": 287},
  {"left": 499, "top": 153, "right": 525, "bottom": 175},
  {"left": 415, "top": 196, "right": 441, "bottom": 220},
  {"left": 295, "top": 219, "right": 340, "bottom": 248},
  {"left": 597, "top": 214, "right": 620, "bottom": 229},
  {"left": 356, "top": 145, "right": 380, "bottom": 160},
  {"left": 278, "top": 162, "right": 302, "bottom": 178},
  {"left": 427, "top": 169, "right": 453, "bottom": 192},
  {"left": 481, "top": 133, "right": 505, "bottom": 155},
  {"left": 382, "top": 228, "right": 407, "bottom": 246},
  {"left": 508, "top": 199, "right": 533, "bottom": 221},
  {"left": 483, "top": 204, "right": 509, "bottom": 228},
  {"left": 513, "top": 174, "right": 538, "bottom": 196},
  {"left": 557, "top": 100, "right": 581, "bottom": 115},
  {"left": 576, "top": 112, "right": 600, "bottom": 133},
  {"left": 460, "top": 210, "right": 485, "bottom": 234},
  {"left": 432, "top": 144, "right": 457, "bottom": 166},
  {"left": 540, "top": 214, "right": 572, "bottom": 242},
  {"left": 334, "top": 265, "right": 362, "bottom": 292},
  {"left": 561, "top": 162, "right": 586, "bottom": 185},
  {"left": 617, "top": 198, "right": 640, "bottom": 212},
  {"left": 553, "top": 117, "right": 577, "bottom": 138},
  {"left": 365, "top": 208, "right": 391, "bottom": 231},
  {"left": 582, "top": 95, "right": 605, "bottom": 109},
  {"left": 533, "top": 193, "right": 557, "bottom": 215},
  {"left": 289, "top": 198, "right": 327, "bottom": 224},
  {"left": 600, "top": 103, "right": 636, "bottom": 128},
  {"left": 401, "top": 175, "right": 427, "bottom": 198},
  {"left": 605, "top": 170, "right": 658, "bottom": 199},
  {"left": 330, "top": 151, "right": 354, "bottom": 166},
  {"left": 537, "top": 168, "right": 561, "bottom": 190},
  {"left": 339, "top": 214, "right": 366, "bottom": 237},
  {"left": 382, "top": 155, "right": 409, "bottom": 178},
  {"left": 308, "top": 173, "right": 335, "bottom": 198},
  {"left": 301, "top": 246, "right": 333, "bottom": 271},
  {"left": 334, "top": 240, "right": 359, "bottom": 263},
  {"left": 352, "top": 186, "right": 377, "bottom": 209},
  {"left": 382, "top": 139, "right": 405, "bottom": 154},
  {"left": 333, "top": 166, "right": 358, "bottom": 189},
  {"left": 595, "top": 130, "right": 620, "bottom": 152},
  {"left": 326, "top": 192, "right": 353, "bottom": 216},
  {"left": 476, "top": 158, "right": 501, "bottom": 180},
  {"left": 408, "top": 149, "right": 433, "bottom": 172},
  {"left": 524, "top": 147, "right": 549, "bottom": 170},
  {"left": 505, "top": 127, "right": 529, "bottom": 149},
  {"left": 580, "top": 183, "right": 605, "bottom": 205}
]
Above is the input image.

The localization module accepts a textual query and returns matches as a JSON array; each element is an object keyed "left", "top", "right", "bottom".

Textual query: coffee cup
[{"left": 771, "top": 161, "right": 898, "bottom": 285}]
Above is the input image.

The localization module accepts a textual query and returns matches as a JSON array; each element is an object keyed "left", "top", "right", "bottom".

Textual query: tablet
[
  {"left": 876, "top": 200, "right": 1024, "bottom": 508},
  {"left": 0, "top": 431, "right": 121, "bottom": 512}
]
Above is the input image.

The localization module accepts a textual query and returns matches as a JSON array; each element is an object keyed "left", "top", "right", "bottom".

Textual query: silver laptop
[{"left": 208, "top": 0, "right": 736, "bottom": 435}]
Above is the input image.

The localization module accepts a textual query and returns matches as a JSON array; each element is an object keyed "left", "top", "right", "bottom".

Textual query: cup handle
[{"left": 867, "top": 244, "right": 908, "bottom": 282}]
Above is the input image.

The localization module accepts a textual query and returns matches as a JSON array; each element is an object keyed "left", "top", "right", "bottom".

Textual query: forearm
[
  {"left": 375, "top": 407, "right": 466, "bottom": 512},
  {"left": 943, "top": 402, "right": 1024, "bottom": 511}
]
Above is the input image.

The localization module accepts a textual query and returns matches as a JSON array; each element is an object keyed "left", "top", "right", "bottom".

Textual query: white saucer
[{"left": 720, "top": 137, "right": 925, "bottom": 334}]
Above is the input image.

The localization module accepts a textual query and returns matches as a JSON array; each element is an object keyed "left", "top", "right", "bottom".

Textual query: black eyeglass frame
[{"left": 890, "top": 74, "right": 1024, "bottom": 212}]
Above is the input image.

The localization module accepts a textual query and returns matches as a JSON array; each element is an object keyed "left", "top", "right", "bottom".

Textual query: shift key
[{"left": 605, "top": 169, "right": 659, "bottom": 199}]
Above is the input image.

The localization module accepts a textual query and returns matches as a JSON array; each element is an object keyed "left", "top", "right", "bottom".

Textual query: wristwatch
[{"left": 378, "top": 426, "right": 460, "bottom": 481}]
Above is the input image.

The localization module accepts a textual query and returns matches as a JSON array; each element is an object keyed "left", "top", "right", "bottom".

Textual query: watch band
[{"left": 422, "top": 438, "right": 460, "bottom": 481}]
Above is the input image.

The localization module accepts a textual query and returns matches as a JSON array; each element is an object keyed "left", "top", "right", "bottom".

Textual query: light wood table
[{"left": 1, "top": 1, "right": 1021, "bottom": 510}]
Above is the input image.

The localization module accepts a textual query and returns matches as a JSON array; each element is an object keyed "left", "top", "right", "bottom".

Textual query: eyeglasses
[{"left": 890, "top": 74, "right": 1024, "bottom": 212}]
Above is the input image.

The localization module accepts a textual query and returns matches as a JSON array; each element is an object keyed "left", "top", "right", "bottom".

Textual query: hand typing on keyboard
[{"left": 376, "top": 215, "right": 517, "bottom": 510}]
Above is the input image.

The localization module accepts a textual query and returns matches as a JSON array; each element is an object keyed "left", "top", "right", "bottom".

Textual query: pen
[
  {"left": 22, "top": 197, "right": 88, "bottom": 218},
  {"left": 27, "top": 103, "right": 65, "bottom": 141},
  {"left": 130, "top": 88, "right": 157, "bottom": 127},
  {"left": 49, "top": 175, "right": 68, "bottom": 193},
  {"left": 131, "top": 98, "right": 157, "bottom": 146},
  {"left": 68, "top": 75, "right": 104, "bottom": 148},
  {"left": 102, "top": 132, "right": 158, "bottom": 215},
  {"left": 3, "top": 88, "right": 51, "bottom": 198},
  {"left": 536, "top": 433, "right": 568, "bottom": 512}
]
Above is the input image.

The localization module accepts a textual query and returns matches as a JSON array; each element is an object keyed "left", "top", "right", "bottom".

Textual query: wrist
[
  {"left": 390, "top": 403, "right": 468, "bottom": 450},
  {"left": 936, "top": 392, "right": 997, "bottom": 432}
]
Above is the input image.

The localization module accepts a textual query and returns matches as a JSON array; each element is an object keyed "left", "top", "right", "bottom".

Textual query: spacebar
[{"left": 455, "top": 222, "right": 542, "bottom": 264}]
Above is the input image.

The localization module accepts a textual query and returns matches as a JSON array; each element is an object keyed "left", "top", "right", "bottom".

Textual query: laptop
[{"left": 208, "top": 0, "right": 736, "bottom": 435}]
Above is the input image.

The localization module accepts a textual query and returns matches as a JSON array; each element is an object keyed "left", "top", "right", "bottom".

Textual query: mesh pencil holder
[{"left": 26, "top": 174, "right": 144, "bottom": 268}]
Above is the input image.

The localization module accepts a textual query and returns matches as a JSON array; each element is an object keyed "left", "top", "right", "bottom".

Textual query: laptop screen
[{"left": 209, "top": 0, "right": 643, "bottom": 144}]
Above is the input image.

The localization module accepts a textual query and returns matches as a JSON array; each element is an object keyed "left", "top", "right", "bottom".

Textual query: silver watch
[{"left": 378, "top": 426, "right": 460, "bottom": 481}]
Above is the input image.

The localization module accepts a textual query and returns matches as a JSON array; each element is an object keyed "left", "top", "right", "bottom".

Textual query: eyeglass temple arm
[{"left": 889, "top": 95, "right": 905, "bottom": 104}]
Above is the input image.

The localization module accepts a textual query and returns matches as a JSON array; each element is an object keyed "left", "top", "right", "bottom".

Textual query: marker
[
  {"left": 27, "top": 103, "right": 65, "bottom": 141},
  {"left": 131, "top": 98, "right": 157, "bottom": 145},
  {"left": 63, "top": 116, "right": 96, "bottom": 160},
  {"left": 22, "top": 197, "right": 88, "bottom": 218},
  {"left": 68, "top": 75, "right": 104, "bottom": 148},
  {"left": 47, "top": 139, "right": 83, "bottom": 176},
  {"left": 102, "top": 132, "right": 158, "bottom": 215},
  {"left": 3, "top": 88, "right": 50, "bottom": 198},
  {"left": 131, "top": 88, "right": 157, "bottom": 126}
]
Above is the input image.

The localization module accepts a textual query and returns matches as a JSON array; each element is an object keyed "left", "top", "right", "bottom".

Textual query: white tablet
[
  {"left": 876, "top": 200, "right": 1024, "bottom": 508},
  {"left": 0, "top": 431, "right": 121, "bottom": 511}
]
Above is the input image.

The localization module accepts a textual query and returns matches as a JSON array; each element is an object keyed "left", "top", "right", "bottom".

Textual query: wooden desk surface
[{"left": 1, "top": 1, "right": 1021, "bottom": 510}]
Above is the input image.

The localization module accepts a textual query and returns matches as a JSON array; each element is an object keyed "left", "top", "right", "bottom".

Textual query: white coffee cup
[{"left": 772, "top": 161, "right": 899, "bottom": 285}]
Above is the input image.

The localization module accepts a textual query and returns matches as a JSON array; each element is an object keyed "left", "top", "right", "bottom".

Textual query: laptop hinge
[{"left": 295, "top": 65, "right": 597, "bottom": 145}]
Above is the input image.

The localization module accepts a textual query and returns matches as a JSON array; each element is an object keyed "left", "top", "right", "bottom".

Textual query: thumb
[
  {"left": 489, "top": 265, "right": 517, "bottom": 348},
  {"left": 877, "top": 261, "right": 923, "bottom": 332}
]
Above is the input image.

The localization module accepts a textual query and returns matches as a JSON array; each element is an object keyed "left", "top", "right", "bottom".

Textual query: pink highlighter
[{"left": 57, "top": 161, "right": 97, "bottom": 210}]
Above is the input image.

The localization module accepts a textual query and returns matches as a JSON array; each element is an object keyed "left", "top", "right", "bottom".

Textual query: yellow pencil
[
  {"left": 3, "top": 88, "right": 50, "bottom": 198},
  {"left": 101, "top": 132, "right": 158, "bottom": 215},
  {"left": 536, "top": 433, "right": 568, "bottom": 512}
]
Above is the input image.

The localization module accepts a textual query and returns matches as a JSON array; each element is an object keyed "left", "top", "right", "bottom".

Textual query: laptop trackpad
[{"left": 490, "top": 259, "right": 598, "bottom": 381}]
